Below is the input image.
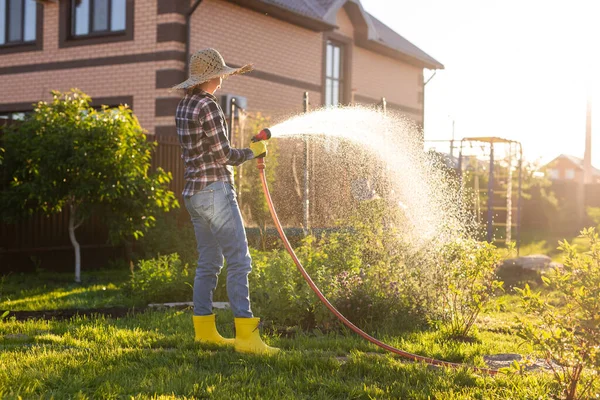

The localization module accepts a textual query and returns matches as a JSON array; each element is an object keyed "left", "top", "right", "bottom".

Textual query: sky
[{"left": 361, "top": 0, "right": 599, "bottom": 167}]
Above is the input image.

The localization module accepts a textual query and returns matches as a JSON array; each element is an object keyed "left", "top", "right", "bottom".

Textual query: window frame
[
  {"left": 325, "top": 40, "right": 344, "bottom": 107},
  {"left": 322, "top": 33, "right": 352, "bottom": 107},
  {"left": 0, "top": 0, "right": 43, "bottom": 54},
  {"left": 0, "top": 111, "right": 27, "bottom": 121},
  {"left": 59, "top": 0, "right": 134, "bottom": 48}
]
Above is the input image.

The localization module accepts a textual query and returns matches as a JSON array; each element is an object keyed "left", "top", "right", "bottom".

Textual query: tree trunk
[{"left": 68, "top": 203, "right": 82, "bottom": 283}]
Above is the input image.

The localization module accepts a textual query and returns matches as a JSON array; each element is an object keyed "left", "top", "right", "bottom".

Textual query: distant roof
[
  {"left": 546, "top": 154, "right": 600, "bottom": 176},
  {"left": 227, "top": 0, "right": 444, "bottom": 69}
]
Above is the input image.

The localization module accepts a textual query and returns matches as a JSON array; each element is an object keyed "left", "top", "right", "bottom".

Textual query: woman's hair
[
  {"left": 185, "top": 82, "right": 204, "bottom": 95},
  {"left": 185, "top": 76, "right": 221, "bottom": 95}
]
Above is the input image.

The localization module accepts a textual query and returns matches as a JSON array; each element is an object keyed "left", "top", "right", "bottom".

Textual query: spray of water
[{"left": 268, "top": 106, "right": 475, "bottom": 250}]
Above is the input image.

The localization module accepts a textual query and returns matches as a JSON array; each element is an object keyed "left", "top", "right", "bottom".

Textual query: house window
[
  {"left": 0, "top": 0, "right": 37, "bottom": 46},
  {"left": 71, "top": 0, "right": 126, "bottom": 37},
  {"left": 0, "top": 111, "right": 26, "bottom": 120},
  {"left": 325, "top": 41, "right": 343, "bottom": 106},
  {"left": 565, "top": 169, "right": 575, "bottom": 180},
  {"left": 548, "top": 169, "right": 559, "bottom": 180}
]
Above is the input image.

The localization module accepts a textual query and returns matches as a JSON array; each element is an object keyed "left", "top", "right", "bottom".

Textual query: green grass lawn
[
  {"left": 0, "top": 269, "right": 565, "bottom": 399},
  {"left": 515, "top": 230, "right": 592, "bottom": 261},
  {"left": 1, "top": 308, "right": 556, "bottom": 399},
  {"left": 0, "top": 269, "right": 139, "bottom": 311}
]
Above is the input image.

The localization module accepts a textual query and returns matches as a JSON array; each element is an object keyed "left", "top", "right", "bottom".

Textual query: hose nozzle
[{"left": 251, "top": 128, "right": 271, "bottom": 142}]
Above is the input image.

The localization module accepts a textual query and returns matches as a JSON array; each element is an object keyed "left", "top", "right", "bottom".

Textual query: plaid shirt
[{"left": 175, "top": 89, "right": 254, "bottom": 197}]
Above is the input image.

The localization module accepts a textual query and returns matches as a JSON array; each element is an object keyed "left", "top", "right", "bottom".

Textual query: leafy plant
[
  {"left": 134, "top": 211, "right": 198, "bottom": 268},
  {"left": 0, "top": 90, "right": 178, "bottom": 282},
  {"left": 248, "top": 215, "right": 430, "bottom": 332},
  {"left": 516, "top": 228, "right": 600, "bottom": 400},
  {"left": 588, "top": 207, "right": 600, "bottom": 230},
  {"left": 436, "top": 239, "right": 504, "bottom": 339},
  {"left": 125, "top": 253, "right": 193, "bottom": 304}
]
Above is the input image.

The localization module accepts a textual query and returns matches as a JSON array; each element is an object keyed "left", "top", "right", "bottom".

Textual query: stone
[
  {"left": 484, "top": 353, "right": 559, "bottom": 371},
  {"left": 502, "top": 254, "right": 560, "bottom": 272}
]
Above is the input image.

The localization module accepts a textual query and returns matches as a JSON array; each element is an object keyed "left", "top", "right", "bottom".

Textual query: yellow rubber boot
[
  {"left": 193, "top": 314, "right": 233, "bottom": 346},
  {"left": 234, "top": 317, "right": 280, "bottom": 355}
]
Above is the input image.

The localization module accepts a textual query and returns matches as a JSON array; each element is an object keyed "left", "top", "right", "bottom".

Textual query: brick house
[
  {"left": 544, "top": 154, "right": 600, "bottom": 184},
  {"left": 0, "top": 0, "right": 443, "bottom": 132},
  {"left": 0, "top": 0, "right": 444, "bottom": 264}
]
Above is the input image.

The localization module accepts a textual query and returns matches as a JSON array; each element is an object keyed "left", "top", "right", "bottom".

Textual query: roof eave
[{"left": 224, "top": 0, "right": 336, "bottom": 32}]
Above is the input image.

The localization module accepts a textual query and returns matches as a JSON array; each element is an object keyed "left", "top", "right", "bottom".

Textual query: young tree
[
  {"left": 516, "top": 228, "right": 600, "bottom": 400},
  {"left": 0, "top": 90, "right": 178, "bottom": 282}
]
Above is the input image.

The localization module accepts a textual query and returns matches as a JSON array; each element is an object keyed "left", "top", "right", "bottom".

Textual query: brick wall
[
  {"left": 1, "top": 0, "right": 428, "bottom": 133},
  {"left": 0, "top": 0, "right": 170, "bottom": 66},
  {"left": 0, "top": 0, "right": 186, "bottom": 135},
  {"left": 186, "top": 0, "right": 323, "bottom": 117},
  {"left": 352, "top": 46, "right": 422, "bottom": 120},
  {"left": 331, "top": 7, "right": 424, "bottom": 123}
]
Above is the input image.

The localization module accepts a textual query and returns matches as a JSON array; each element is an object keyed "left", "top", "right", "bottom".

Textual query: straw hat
[{"left": 171, "top": 48, "right": 253, "bottom": 90}]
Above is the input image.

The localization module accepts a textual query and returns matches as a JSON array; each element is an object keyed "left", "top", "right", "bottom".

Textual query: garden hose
[{"left": 256, "top": 157, "right": 499, "bottom": 376}]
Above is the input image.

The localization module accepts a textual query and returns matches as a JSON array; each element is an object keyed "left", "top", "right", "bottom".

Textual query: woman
[{"left": 172, "top": 48, "right": 278, "bottom": 354}]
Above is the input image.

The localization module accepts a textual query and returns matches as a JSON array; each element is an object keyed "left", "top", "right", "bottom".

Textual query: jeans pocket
[{"left": 189, "top": 191, "right": 214, "bottom": 219}]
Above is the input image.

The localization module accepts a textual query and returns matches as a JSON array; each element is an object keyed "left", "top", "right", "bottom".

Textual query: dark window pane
[
  {"left": 23, "top": 0, "right": 35, "bottom": 41},
  {"left": 93, "top": 0, "right": 109, "bottom": 31},
  {"left": 0, "top": 0, "right": 6, "bottom": 44},
  {"left": 111, "top": 0, "right": 125, "bottom": 31},
  {"left": 8, "top": 0, "right": 23, "bottom": 42},
  {"left": 74, "top": 0, "right": 89, "bottom": 35}
]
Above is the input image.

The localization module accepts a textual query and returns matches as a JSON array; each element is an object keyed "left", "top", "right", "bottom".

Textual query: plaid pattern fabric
[{"left": 176, "top": 89, "right": 254, "bottom": 197}]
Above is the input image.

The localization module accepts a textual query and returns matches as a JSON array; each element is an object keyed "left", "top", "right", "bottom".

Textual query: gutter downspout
[
  {"left": 186, "top": 0, "right": 204, "bottom": 77},
  {"left": 420, "top": 70, "right": 437, "bottom": 140}
]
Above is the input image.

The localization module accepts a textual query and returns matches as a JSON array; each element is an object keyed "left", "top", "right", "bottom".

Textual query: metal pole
[
  {"left": 487, "top": 142, "right": 494, "bottom": 243},
  {"left": 457, "top": 139, "right": 464, "bottom": 187},
  {"left": 449, "top": 120, "right": 455, "bottom": 159},
  {"left": 303, "top": 92, "right": 310, "bottom": 233},
  {"left": 517, "top": 142, "right": 523, "bottom": 256},
  {"left": 583, "top": 92, "right": 593, "bottom": 184},
  {"left": 506, "top": 143, "right": 513, "bottom": 245},
  {"left": 228, "top": 97, "right": 236, "bottom": 143},
  {"left": 237, "top": 109, "right": 246, "bottom": 208}
]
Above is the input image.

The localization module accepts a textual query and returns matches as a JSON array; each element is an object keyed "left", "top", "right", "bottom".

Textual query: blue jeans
[{"left": 184, "top": 181, "right": 253, "bottom": 318}]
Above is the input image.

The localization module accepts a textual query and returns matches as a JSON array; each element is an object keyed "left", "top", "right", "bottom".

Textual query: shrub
[
  {"left": 435, "top": 239, "right": 504, "bottom": 339},
  {"left": 134, "top": 211, "right": 198, "bottom": 268},
  {"left": 249, "top": 248, "right": 324, "bottom": 329},
  {"left": 126, "top": 253, "right": 193, "bottom": 304},
  {"left": 588, "top": 207, "right": 600, "bottom": 230},
  {"left": 248, "top": 228, "right": 430, "bottom": 332},
  {"left": 516, "top": 228, "right": 600, "bottom": 400}
]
